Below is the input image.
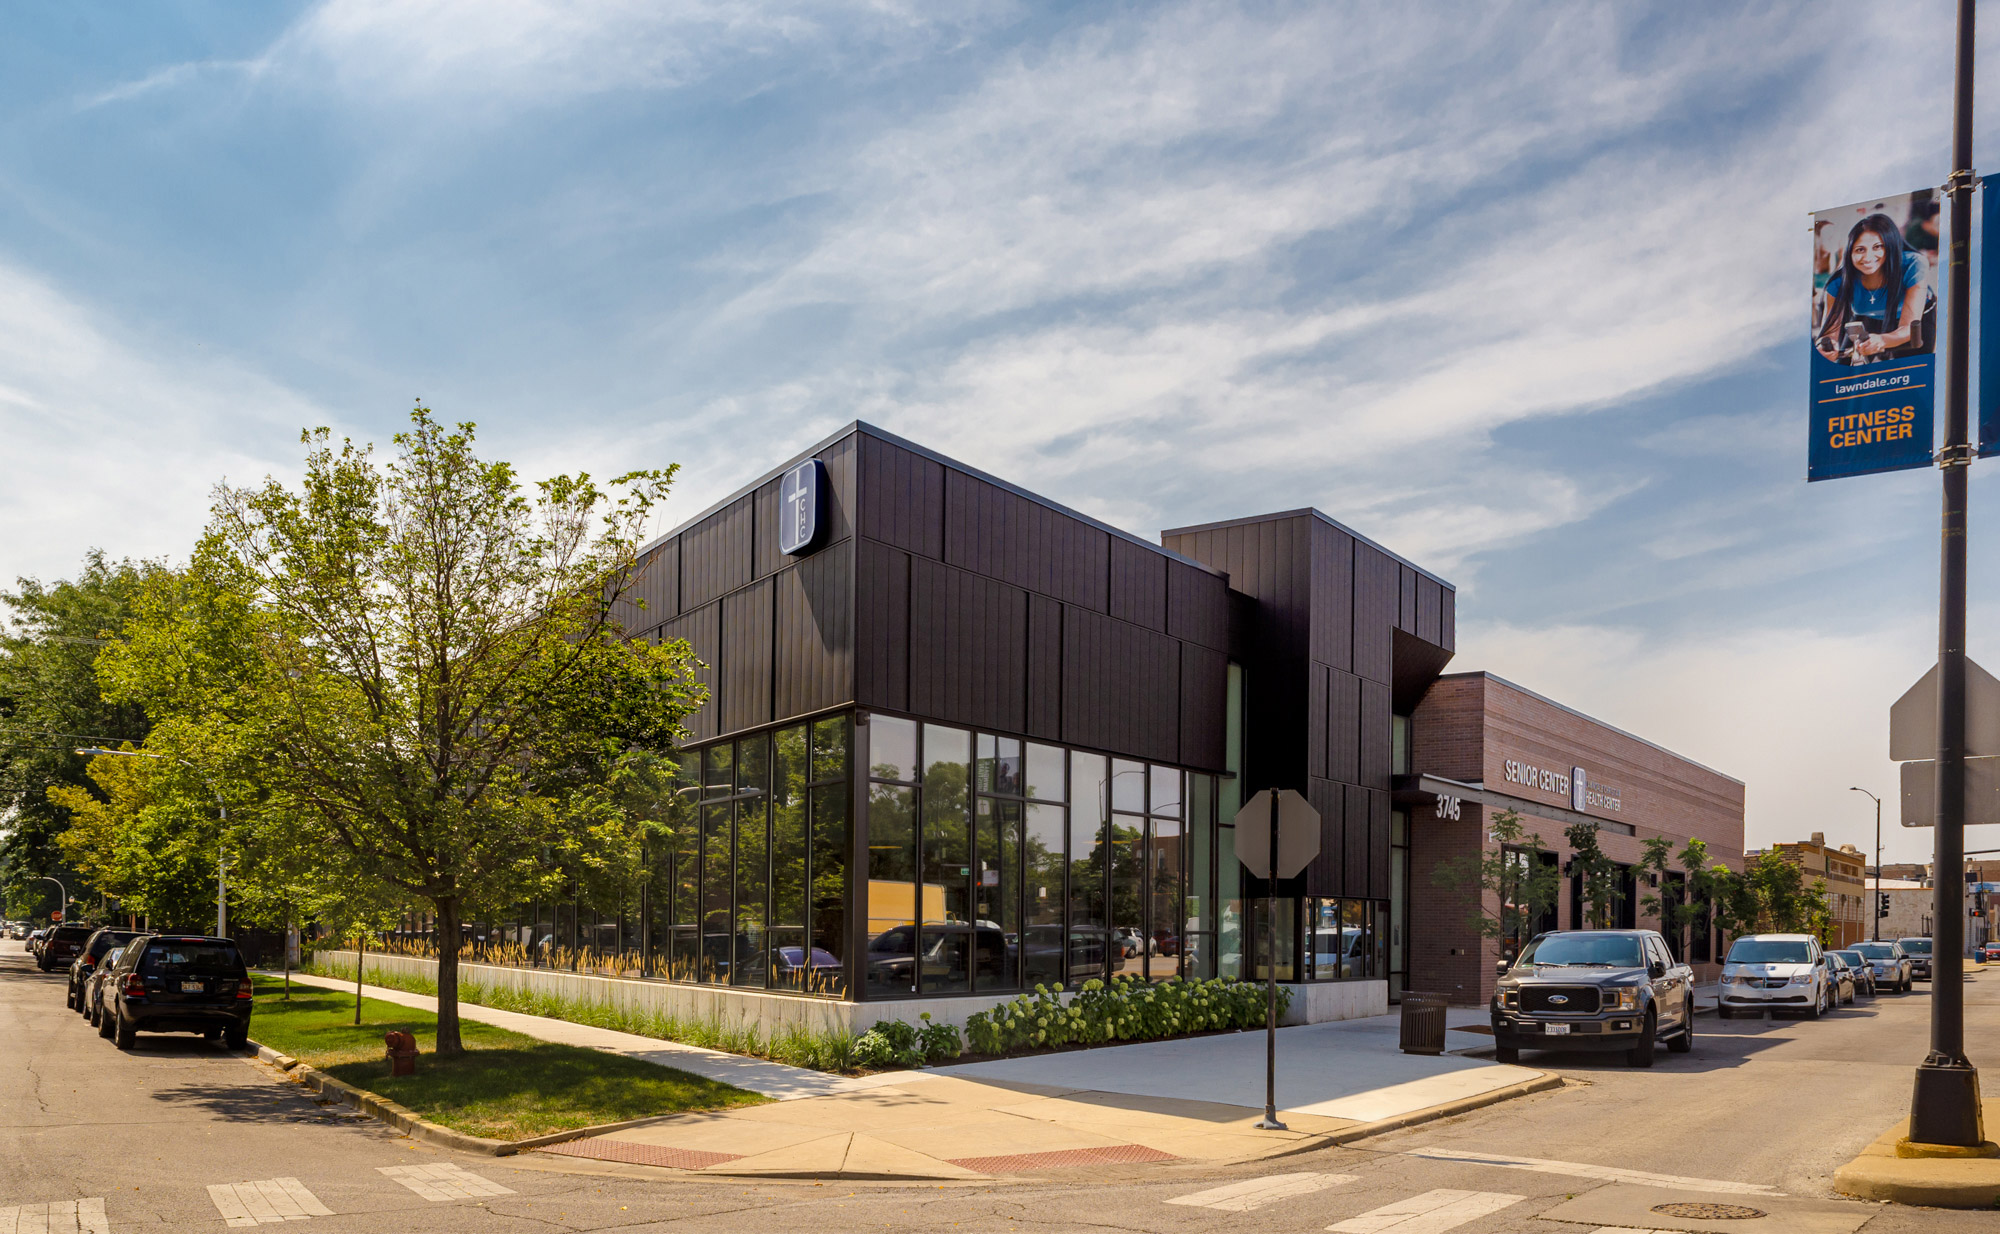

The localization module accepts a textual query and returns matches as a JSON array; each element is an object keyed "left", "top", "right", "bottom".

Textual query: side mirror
[
  {"left": 1648, "top": 961, "right": 1666, "bottom": 979},
  {"left": 1495, "top": 960, "right": 1510, "bottom": 977}
]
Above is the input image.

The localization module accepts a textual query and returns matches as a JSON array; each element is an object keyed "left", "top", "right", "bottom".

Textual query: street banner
[
  {"left": 1983, "top": 184, "right": 2000, "bottom": 457},
  {"left": 1809, "top": 192, "right": 1939, "bottom": 480}
]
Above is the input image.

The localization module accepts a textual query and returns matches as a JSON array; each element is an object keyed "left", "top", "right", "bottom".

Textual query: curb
[
  {"left": 1833, "top": 1117, "right": 2000, "bottom": 1208},
  {"left": 1324, "top": 1072, "right": 1565, "bottom": 1148}
]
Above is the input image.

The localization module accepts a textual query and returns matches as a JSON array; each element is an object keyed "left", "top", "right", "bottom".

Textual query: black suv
[
  {"left": 100, "top": 934, "right": 253, "bottom": 1050},
  {"left": 1491, "top": 929, "right": 1696, "bottom": 1068},
  {"left": 66, "top": 927, "right": 145, "bottom": 1013},
  {"left": 38, "top": 924, "right": 94, "bottom": 973}
]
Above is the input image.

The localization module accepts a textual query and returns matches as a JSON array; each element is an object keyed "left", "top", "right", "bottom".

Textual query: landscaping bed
[{"left": 248, "top": 976, "right": 764, "bottom": 1141}]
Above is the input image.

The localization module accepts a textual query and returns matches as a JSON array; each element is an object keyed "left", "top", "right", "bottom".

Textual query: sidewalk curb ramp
[{"left": 1833, "top": 1110, "right": 2000, "bottom": 1208}]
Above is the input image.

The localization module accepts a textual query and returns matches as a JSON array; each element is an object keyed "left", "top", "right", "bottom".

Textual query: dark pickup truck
[{"left": 1491, "top": 928, "right": 1696, "bottom": 1068}]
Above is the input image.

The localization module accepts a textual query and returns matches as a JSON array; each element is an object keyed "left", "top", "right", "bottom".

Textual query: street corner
[
  {"left": 1833, "top": 1110, "right": 2000, "bottom": 1209},
  {"left": 1539, "top": 1184, "right": 1877, "bottom": 1234}
]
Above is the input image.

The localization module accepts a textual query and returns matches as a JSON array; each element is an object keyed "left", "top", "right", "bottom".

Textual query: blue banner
[
  {"left": 1983, "top": 183, "right": 2000, "bottom": 457},
  {"left": 1809, "top": 193, "right": 1938, "bottom": 481}
]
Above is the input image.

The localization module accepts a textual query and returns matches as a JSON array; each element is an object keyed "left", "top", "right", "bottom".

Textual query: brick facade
[{"left": 1408, "top": 673, "right": 1746, "bottom": 1005}]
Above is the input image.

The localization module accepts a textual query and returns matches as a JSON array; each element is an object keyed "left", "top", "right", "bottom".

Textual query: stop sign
[{"left": 1232, "top": 789, "right": 1321, "bottom": 879}]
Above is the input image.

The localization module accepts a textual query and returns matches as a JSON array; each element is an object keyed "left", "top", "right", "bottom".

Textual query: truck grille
[{"left": 1521, "top": 986, "right": 1601, "bottom": 1015}]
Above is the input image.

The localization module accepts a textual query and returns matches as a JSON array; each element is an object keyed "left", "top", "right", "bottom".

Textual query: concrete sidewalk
[{"left": 270, "top": 970, "right": 1560, "bottom": 1181}]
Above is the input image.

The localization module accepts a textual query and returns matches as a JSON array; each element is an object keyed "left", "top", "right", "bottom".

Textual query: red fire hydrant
[{"left": 385, "top": 1030, "right": 417, "bottom": 1077}]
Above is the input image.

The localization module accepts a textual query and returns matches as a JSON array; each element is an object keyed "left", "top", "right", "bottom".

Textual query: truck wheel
[
  {"left": 1495, "top": 1045, "right": 1519, "bottom": 1065},
  {"left": 1669, "top": 1000, "right": 1694, "bottom": 1053},
  {"left": 1627, "top": 1012, "right": 1657, "bottom": 1067},
  {"left": 225, "top": 1023, "right": 248, "bottom": 1051}
]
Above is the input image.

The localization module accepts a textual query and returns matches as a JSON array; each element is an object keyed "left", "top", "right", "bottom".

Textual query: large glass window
[
  {"left": 921, "top": 725, "right": 973, "bottom": 994},
  {"left": 1069, "top": 752, "right": 1111, "bottom": 985},
  {"left": 769, "top": 727, "right": 809, "bottom": 991},
  {"left": 1186, "top": 774, "right": 1215, "bottom": 981},
  {"left": 807, "top": 716, "right": 849, "bottom": 997},
  {"left": 1024, "top": 802, "right": 1067, "bottom": 987},
  {"left": 866, "top": 778, "right": 918, "bottom": 998},
  {"left": 733, "top": 734, "right": 770, "bottom": 987}
]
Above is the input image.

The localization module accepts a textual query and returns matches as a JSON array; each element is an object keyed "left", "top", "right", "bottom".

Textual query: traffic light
[{"left": 1880, "top": 892, "right": 1892, "bottom": 918}]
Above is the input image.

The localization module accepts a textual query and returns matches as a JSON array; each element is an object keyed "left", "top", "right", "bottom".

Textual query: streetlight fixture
[
  {"left": 35, "top": 875, "right": 68, "bottom": 923},
  {"left": 1852, "top": 787, "right": 1883, "bottom": 942},
  {"left": 75, "top": 748, "right": 228, "bottom": 938}
]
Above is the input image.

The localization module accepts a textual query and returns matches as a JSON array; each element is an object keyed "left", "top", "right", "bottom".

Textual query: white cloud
[{"left": 0, "top": 264, "right": 328, "bottom": 587}]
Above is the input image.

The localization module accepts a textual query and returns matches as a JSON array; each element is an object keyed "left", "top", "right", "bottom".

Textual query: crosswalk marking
[
  {"left": 0, "top": 1198, "right": 109, "bottom": 1234},
  {"left": 1327, "top": 1188, "right": 1523, "bottom": 1234},
  {"left": 1400, "top": 1146, "right": 1784, "bottom": 1196},
  {"left": 1166, "top": 1173, "right": 1358, "bottom": 1212},
  {"left": 206, "top": 1178, "right": 333, "bottom": 1227},
  {"left": 378, "top": 1163, "right": 515, "bottom": 1202}
]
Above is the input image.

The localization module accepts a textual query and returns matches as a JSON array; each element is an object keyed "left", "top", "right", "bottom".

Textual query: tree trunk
[
  {"left": 435, "top": 896, "right": 464, "bottom": 1056},
  {"left": 283, "top": 912, "right": 292, "bottom": 1001},
  {"left": 354, "top": 929, "right": 365, "bottom": 1025}
]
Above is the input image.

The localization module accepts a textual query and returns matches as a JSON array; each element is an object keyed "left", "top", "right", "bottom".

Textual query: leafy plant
[
  {"left": 963, "top": 976, "right": 1285, "bottom": 1058},
  {"left": 1429, "top": 808, "right": 1560, "bottom": 949},
  {"left": 1565, "top": 821, "right": 1624, "bottom": 928}
]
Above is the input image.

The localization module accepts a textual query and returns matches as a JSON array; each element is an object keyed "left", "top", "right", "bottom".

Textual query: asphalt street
[{"left": 6, "top": 936, "right": 2000, "bottom": 1232}]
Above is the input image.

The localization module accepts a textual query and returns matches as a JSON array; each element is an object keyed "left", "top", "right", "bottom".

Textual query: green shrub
[
  {"left": 964, "top": 976, "right": 1287, "bottom": 1057},
  {"left": 854, "top": 1018, "right": 923, "bottom": 1069}
]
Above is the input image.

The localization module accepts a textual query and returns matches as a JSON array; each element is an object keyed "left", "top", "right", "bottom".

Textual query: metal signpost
[{"left": 1232, "top": 788, "right": 1320, "bottom": 1131}]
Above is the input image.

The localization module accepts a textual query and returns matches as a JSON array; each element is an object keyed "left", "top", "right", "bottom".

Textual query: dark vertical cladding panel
[
  {"left": 682, "top": 496, "right": 753, "bottom": 611},
  {"left": 1368, "top": 789, "right": 1391, "bottom": 901},
  {"left": 1353, "top": 546, "right": 1398, "bottom": 684},
  {"left": 1108, "top": 537, "right": 1167, "bottom": 632},
  {"left": 1359, "top": 678, "right": 1391, "bottom": 791},
  {"left": 1343, "top": 784, "right": 1371, "bottom": 899},
  {"left": 1310, "top": 522, "right": 1353, "bottom": 672},
  {"left": 1146, "top": 627, "right": 1180, "bottom": 764},
  {"left": 853, "top": 539, "right": 910, "bottom": 712},
  {"left": 720, "top": 578, "right": 774, "bottom": 734},
  {"left": 910, "top": 558, "right": 1029, "bottom": 734},
  {"left": 858, "top": 435, "right": 944, "bottom": 559},
  {"left": 819, "top": 433, "right": 858, "bottom": 546},
  {"left": 1062, "top": 608, "right": 1178, "bottom": 761},
  {"left": 1166, "top": 559, "right": 1228, "bottom": 651},
  {"left": 1061, "top": 606, "right": 1103, "bottom": 750},
  {"left": 1180, "top": 643, "right": 1227, "bottom": 771},
  {"left": 1305, "top": 777, "right": 1343, "bottom": 896},
  {"left": 1307, "top": 667, "right": 1329, "bottom": 781},
  {"left": 1067, "top": 521, "right": 1112, "bottom": 611},
  {"left": 652, "top": 538, "right": 681, "bottom": 621},
  {"left": 1026, "top": 594, "right": 1062, "bottom": 740},
  {"left": 1398, "top": 566, "right": 1418, "bottom": 635},
  {"left": 660, "top": 603, "right": 720, "bottom": 744},
  {"left": 1417, "top": 576, "right": 1442, "bottom": 646},
  {"left": 1440, "top": 587, "right": 1456, "bottom": 652},
  {"left": 775, "top": 547, "right": 854, "bottom": 720},
  {"left": 1326, "top": 669, "right": 1362, "bottom": 784},
  {"left": 907, "top": 556, "right": 951, "bottom": 721}
]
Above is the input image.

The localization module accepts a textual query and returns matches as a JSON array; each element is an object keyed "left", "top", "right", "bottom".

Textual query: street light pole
[
  {"left": 1911, "top": 0, "right": 1984, "bottom": 1149},
  {"left": 1852, "top": 787, "right": 1882, "bottom": 942},
  {"left": 76, "top": 748, "right": 228, "bottom": 938},
  {"left": 35, "top": 875, "right": 68, "bottom": 922}
]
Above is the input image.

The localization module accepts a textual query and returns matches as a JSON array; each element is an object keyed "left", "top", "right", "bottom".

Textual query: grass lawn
[{"left": 248, "top": 976, "right": 765, "bottom": 1140}]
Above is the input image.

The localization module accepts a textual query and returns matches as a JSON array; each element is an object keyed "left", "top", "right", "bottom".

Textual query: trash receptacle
[
  {"left": 1399, "top": 992, "right": 1449, "bottom": 1056},
  {"left": 385, "top": 1029, "right": 418, "bottom": 1076}
]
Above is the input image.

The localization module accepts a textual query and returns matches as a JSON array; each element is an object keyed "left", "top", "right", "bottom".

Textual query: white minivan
[{"left": 1718, "top": 933, "right": 1835, "bottom": 1019}]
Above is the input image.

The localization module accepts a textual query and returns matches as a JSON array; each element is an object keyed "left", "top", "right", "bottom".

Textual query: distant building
[
  {"left": 1878, "top": 878, "right": 1936, "bottom": 942},
  {"left": 1768, "top": 834, "right": 1869, "bottom": 947}
]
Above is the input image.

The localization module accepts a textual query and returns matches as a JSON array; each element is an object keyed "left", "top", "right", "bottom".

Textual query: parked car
[
  {"left": 1849, "top": 940, "right": 1913, "bottom": 992},
  {"left": 38, "top": 924, "right": 95, "bottom": 973},
  {"left": 1491, "top": 928, "right": 1696, "bottom": 1067},
  {"left": 1831, "top": 948, "right": 1878, "bottom": 996},
  {"left": 1898, "top": 937, "right": 1934, "bottom": 981},
  {"left": 67, "top": 927, "right": 145, "bottom": 1013},
  {"left": 100, "top": 934, "right": 252, "bottom": 1050},
  {"left": 1718, "top": 933, "right": 1834, "bottom": 1019},
  {"left": 84, "top": 946, "right": 127, "bottom": 1028},
  {"left": 1982, "top": 942, "right": 2000, "bottom": 964},
  {"left": 1825, "top": 951, "right": 1858, "bottom": 1005}
]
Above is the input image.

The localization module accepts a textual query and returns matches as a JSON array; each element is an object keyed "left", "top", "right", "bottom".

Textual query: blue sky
[{"left": 3, "top": 1, "right": 1996, "bottom": 860}]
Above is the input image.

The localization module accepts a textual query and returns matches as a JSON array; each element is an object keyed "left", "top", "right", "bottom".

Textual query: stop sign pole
[{"left": 1232, "top": 788, "right": 1321, "bottom": 1130}]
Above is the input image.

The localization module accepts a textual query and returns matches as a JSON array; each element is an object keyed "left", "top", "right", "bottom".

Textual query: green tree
[
  {"left": 1564, "top": 820, "right": 1624, "bottom": 928},
  {"left": 103, "top": 408, "right": 704, "bottom": 1054},
  {"left": 0, "top": 552, "right": 160, "bottom": 912},
  {"left": 1431, "top": 808, "right": 1561, "bottom": 952}
]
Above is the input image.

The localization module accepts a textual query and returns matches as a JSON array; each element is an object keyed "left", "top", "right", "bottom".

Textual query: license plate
[
  {"left": 1545, "top": 1023, "right": 1570, "bottom": 1036},
  {"left": 180, "top": 981, "right": 204, "bottom": 993}
]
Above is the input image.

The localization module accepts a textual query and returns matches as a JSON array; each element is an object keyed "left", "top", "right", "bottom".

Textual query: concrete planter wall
[{"left": 314, "top": 951, "right": 1389, "bottom": 1035}]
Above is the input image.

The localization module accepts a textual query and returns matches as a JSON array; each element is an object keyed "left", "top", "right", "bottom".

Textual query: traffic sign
[
  {"left": 1232, "top": 789, "right": 1321, "bottom": 879},
  {"left": 1899, "top": 756, "right": 2000, "bottom": 827},
  {"left": 1889, "top": 656, "right": 2000, "bottom": 760}
]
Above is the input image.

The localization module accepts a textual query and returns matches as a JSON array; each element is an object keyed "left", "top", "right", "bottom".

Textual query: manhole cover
[{"left": 1650, "top": 1201, "right": 1768, "bottom": 1220}]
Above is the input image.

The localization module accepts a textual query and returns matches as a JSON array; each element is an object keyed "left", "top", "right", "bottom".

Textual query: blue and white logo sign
[{"left": 778, "top": 459, "right": 826, "bottom": 556}]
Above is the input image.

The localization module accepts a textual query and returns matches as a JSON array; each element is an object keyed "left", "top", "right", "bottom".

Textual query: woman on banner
[{"left": 1814, "top": 212, "right": 1935, "bottom": 366}]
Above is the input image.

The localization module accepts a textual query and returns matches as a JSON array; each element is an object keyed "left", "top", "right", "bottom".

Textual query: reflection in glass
[
  {"left": 1110, "top": 812, "right": 1145, "bottom": 976},
  {"left": 1025, "top": 743, "right": 1064, "bottom": 803},
  {"left": 703, "top": 743, "right": 734, "bottom": 799},
  {"left": 1147, "top": 816, "right": 1182, "bottom": 981},
  {"left": 1150, "top": 765, "right": 1181, "bottom": 818},
  {"left": 871, "top": 715, "right": 918, "bottom": 782},
  {"left": 1186, "top": 774, "right": 1214, "bottom": 980},
  {"left": 973, "top": 799, "right": 1021, "bottom": 991},
  {"left": 811, "top": 715, "right": 849, "bottom": 783},
  {"left": 1024, "top": 802, "right": 1066, "bottom": 987},
  {"left": 734, "top": 794, "right": 768, "bottom": 987},
  {"left": 922, "top": 725, "right": 972, "bottom": 994},
  {"left": 1068, "top": 752, "right": 1110, "bottom": 985},
  {"left": 1218, "top": 824, "right": 1242, "bottom": 981},
  {"left": 770, "top": 727, "right": 808, "bottom": 991},
  {"left": 865, "top": 782, "right": 918, "bottom": 997},
  {"left": 1249, "top": 895, "right": 1296, "bottom": 982},
  {"left": 809, "top": 783, "right": 848, "bottom": 997},
  {"left": 701, "top": 801, "right": 731, "bottom": 983},
  {"left": 737, "top": 732, "right": 770, "bottom": 796},
  {"left": 1112, "top": 758, "right": 1146, "bottom": 813},
  {"left": 977, "top": 734, "right": 1023, "bottom": 796}
]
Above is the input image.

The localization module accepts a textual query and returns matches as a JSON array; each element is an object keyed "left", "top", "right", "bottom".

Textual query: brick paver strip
[
  {"left": 946, "top": 1144, "right": 1177, "bottom": 1173},
  {"left": 536, "top": 1140, "right": 745, "bottom": 1170}
]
